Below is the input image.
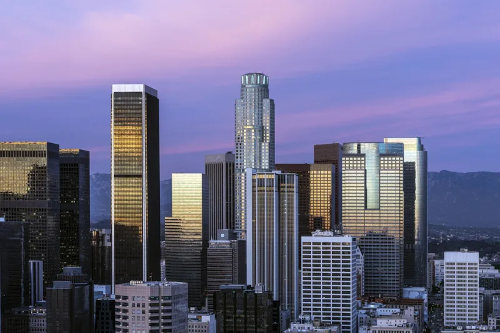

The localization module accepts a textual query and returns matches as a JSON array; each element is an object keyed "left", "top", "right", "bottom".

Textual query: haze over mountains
[{"left": 90, "top": 171, "right": 500, "bottom": 228}]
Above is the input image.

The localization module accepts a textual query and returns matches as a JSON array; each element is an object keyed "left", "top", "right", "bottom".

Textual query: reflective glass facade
[
  {"left": 313, "top": 143, "right": 342, "bottom": 231},
  {"left": 342, "top": 143, "right": 404, "bottom": 297},
  {"left": 235, "top": 73, "right": 275, "bottom": 238},
  {"left": 165, "top": 173, "right": 208, "bottom": 307},
  {"left": 111, "top": 84, "right": 160, "bottom": 286},
  {"left": 0, "top": 142, "right": 60, "bottom": 285},
  {"left": 246, "top": 170, "right": 298, "bottom": 320},
  {"left": 59, "top": 149, "right": 90, "bottom": 276},
  {"left": 384, "top": 138, "right": 428, "bottom": 287}
]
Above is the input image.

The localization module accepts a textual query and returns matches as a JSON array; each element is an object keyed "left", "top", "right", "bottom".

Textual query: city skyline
[{"left": 2, "top": 2, "right": 500, "bottom": 177}]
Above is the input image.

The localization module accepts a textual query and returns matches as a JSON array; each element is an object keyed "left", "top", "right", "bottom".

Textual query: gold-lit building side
[
  {"left": 111, "top": 85, "right": 160, "bottom": 286},
  {"left": 309, "top": 164, "right": 334, "bottom": 231},
  {"left": 165, "top": 173, "right": 208, "bottom": 307},
  {"left": 0, "top": 142, "right": 60, "bottom": 286}
]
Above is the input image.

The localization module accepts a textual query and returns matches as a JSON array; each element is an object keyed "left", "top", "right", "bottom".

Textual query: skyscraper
[
  {"left": 384, "top": 137, "right": 427, "bottom": 287},
  {"left": 246, "top": 170, "right": 298, "bottom": 321},
  {"left": 314, "top": 143, "right": 342, "bottom": 231},
  {"left": 205, "top": 152, "right": 235, "bottom": 240},
  {"left": 0, "top": 142, "right": 60, "bottom": 285},
  {"left": 301, "top": 231, "right": 358, "bottom": 333},
  {"left": 46, "top": 266, "right": 93, "bottom": 333},
  {"left": 0, "top": 220, "right": 27, "bottom": 324},
  {"left": 342, "top": 142, "right": 404, "bottom": 297},
  {"left": 206, "top": 229, "right": 246, "bottom": 311},
  {"left": 275, "top": 163, "right": 335, "bottom": 265},
  {"left": 165, "top": 173, "right": 208, "bottom": 307},
  {"left": 59, "top": 148, "right": 90, "bottom": 276},
  {"left": 444, "top": 250, "right": 479, "bottom": 327},
  {"left": 111, "top": 84, "right": 160, "bottom": 286},
  {"left": 29, "top": 260, "right": 44, "bottom": 306},
  {"left": 114, "top": 281, "right": 188, "bottom": 333},
  {"left": 235, "top": 73, "right": 275, "bottom": 238},
  {"left": 91, "top": 229, "right": 112, "bottom": 285}
]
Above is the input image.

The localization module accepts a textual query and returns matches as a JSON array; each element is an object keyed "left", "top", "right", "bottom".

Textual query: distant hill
[
  {"left": 90, "top": 171, "right": 500, "bottom": 228},
  {"left": 428, "top": 171, "right": 500, "bottom": 227}
]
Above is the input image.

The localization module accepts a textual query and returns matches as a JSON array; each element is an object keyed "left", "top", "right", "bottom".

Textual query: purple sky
[{"left": 1, "top": 1, "right": 500, "bottom": 178}]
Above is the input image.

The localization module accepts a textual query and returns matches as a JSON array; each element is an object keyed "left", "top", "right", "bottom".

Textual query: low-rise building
[{"left": 188, "top": 310, "right": 216, "bottom": 333}]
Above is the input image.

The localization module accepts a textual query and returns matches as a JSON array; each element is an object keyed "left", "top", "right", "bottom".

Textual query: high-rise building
[
  {"left": 0, "top": 220, "right": 27, "bottom": 328},
  {"left": 59, "top": 149, "right": 91, "bottom": 277},
  {"left": 274, "top": 164, "right": 310, "bottom": 244},
  {"left": 114, "top": 281, "right": 188, "bottom": 333},
  {"left": 29, "top": 260, "right": 44, "bottom": 306},
  {"left": 342, "top": 142, "right": 404, "bottom": 298},
  {"left": 165, "top": 173, "right": 208, "bottom": 307},
  {"left": 0, "top": 142, "right": 61, "bottom": 285},
  {"left": 95, "top": 297, "right": 115, "bottom": 333},
  {"left": 206, "top": 229, "right": 246, "bottom": 311},
  {"left": 246, "top": 170, "right": 299, "bottom": 321},
  {"left": 301, "top": 231, "right": 358, "bottom": 333},
  {"left": 111, "top": 84, "right": 161, "bottom": 286},
  {"left": 214, "top": 284, "right": 280, "bottom": 333},
  {"left": 235, "top": 73, "right": 275, "bottom": 238},
  {"left": 313, "top": 143, "right": 342, "bottom": 231},
  {"left": 46, "top": 267, "right": 93, "bottom": 333},
  {"left": 91, "top": 229, "right": 112, "bottom": 285},
  {"left": 205, "top": 152, "right": 235, "bottom": 240},
  {"left": 384, "top": 138, "right": 427, "bottom": 288},
  {"left": 444, "top": 250, "right": 479, "bottom": 327}
]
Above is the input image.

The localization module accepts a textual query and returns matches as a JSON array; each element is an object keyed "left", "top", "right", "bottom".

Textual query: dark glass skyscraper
[
  {"left": 384, "top": 138, "right": 428, "bottom": 287},
  {"left": 0, "top": 220, "right": 27, "bottom": 325},
  {"left": 59, "top": 149, "right": 90, "bottom": 276},
  {"left": 235, "top": 73, "right": 275, "bottom": 238},
  {"left": 111, "top": 84, "right": 160, "bottom": 287},
  {"left": 0, "top": 142, "right": 60, "bottom": 285},
  {"left": 205, "top": 152, "right": 235, "bottom": 240}
]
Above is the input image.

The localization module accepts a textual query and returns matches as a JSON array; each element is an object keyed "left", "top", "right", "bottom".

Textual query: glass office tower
[
  {"left": 205, "top": 152, "right": 235, "bottom": 240},
  {"left": 246, "top": 170, "right": 298, "bottom": 321},
  {"left": 59, "top": 149, "right": 90, "bottom": 276},
  {"left": 164, "top": 173, "right": 208, "bottom": 307},
  {"left": 0, "top": 142, "right": 60, "bottom": 285},
  {"left": 235, "top": 73, "right": 275, "bottom": 238},
  {"left": 313, "top": 143, "right": 342, "bottom": 231},
  {"left": 342, "top": 142, "right": 404, "bottom": 297},
  {"left": 384, "top": 138, "right": 427, "bottom": 287},
  {"left": 111, "top": 84, "right": 160, "bottom": 287}
]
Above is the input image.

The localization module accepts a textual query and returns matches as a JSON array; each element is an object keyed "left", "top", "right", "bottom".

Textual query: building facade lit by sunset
[
  {"left": 0, "top": 142, "right": 60, "bottom": 285},
  {"left": 384, "top": 137, "right": 428, "bottom": 288},
  {"left": 234, "top": 73, "right": 275, "bottom": 238},
  {"left": 342, "top": 142, "right": 404, "bottom": 298},
  {"left": 164, "top": 173, "right": 208, "bottom": 307},
  {"left": 111, "top": 84, "right": 160, "bottom": 287}
]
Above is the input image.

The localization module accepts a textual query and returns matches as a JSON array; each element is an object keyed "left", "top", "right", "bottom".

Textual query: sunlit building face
[
  {"left": 342, "top": 142, "right": 404, "bottom": 298},
  {"left": 0, "top": 142, "right": 60, "bottom": 286},
  {"left": 111, "top": 84, "right": 160, "bottom": 287}
]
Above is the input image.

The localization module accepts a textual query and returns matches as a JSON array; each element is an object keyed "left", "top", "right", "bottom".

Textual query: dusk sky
[{"left": 2, "top": 1, "right": 500, "bottom": 178}]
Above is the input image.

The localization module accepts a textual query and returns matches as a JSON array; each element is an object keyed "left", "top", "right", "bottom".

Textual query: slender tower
[
  {"left": 111, "top": 84, "right": 160, "bottom": 288},
  {"left": 234, "top": 73, "right": 275, "bottom": 238},
  {"left": 384, "top": 137, "right": 427, "bottom": 287}
]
